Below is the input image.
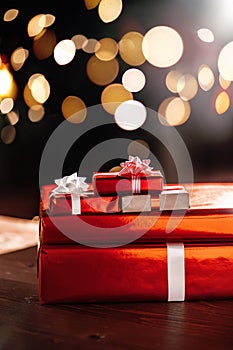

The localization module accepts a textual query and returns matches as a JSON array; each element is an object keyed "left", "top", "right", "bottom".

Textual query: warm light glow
[
  {"left": 198, "top": 65, "right": 215, "bottom": 91},
  {"left": 61, "top": 96, "right": 87, "bottom": 123},
  {"left": 3, "top": 9, "right": 19, "bottom": 22},
  {"left": 95, "top": 37, "right": 118, "bottom": 61},
  {"left": 85, "top": 0, "right": 101, "bottom": 10},
  {"left": 215, "top": 91, "right": 230, "bottom": 114},
  {"left": 28, "top": 105, "right": 45, "bottom": 122},
  {"left": 72, "top": 34, "right": 88, "bottom": 50},
  {"left": 86, "top": 55, "right": 119, "bottom": 86},
  {"left": 98, "top": 0, "right": 123, "bottom": 23},
  {"left": 82, "top": 38, "right": 100, "bottom": 53},
  {"left": 44, "top": 14, "right": 55, "bottom": 27},
  {"left": 118, "top": 31, "right": 146, "bottom": 66},
  {"left": 11, "top": 47, "right": 29, "bottom": 71},
  {"left": 158, "top": 97, "right": 191, "bottom": 126},
  {"left": 7, "top": 110, "right": 19, "bottom": 125},
  {"left": 177, "top": 74, "right": 198, "bottom": 101},
  {"left": 218, "top": 41, "right": 233, "bottom": 81},
  {"left": 0, "top": 64, "right": 13, "bottom": 97},
  {"left": 165, "top": 70, "right": 183, "bottom": 93},
  {"left": 101, "top": 83, "right": 133, "bottom": 115},
  {"left": 114, "top": 100, "right": 147, "bottom": 130},
  {"left": 1, "top": 125, "right": 16, "bottom": 144},
  {"left": 33, "top": 29, "right": 57, "bottom": 60},
  {"left": 142, "top": 26, "right": 183, "bottom": 68},
  {"left": 122, "top": 68, "right": 146, "bottom": 92},
  {"left": 23, "top": 83, "right": 38, "bottom": 108},
  {"left": 54, "top": 39, "right": 76, "bottom": 65},
  {"left": 29, "top": 74, "right": 50, "bottom": 104},
  {"left": 197, "top": 28, "right": 214, "bottom": 43},
  {"left": 219, "top": 75, "right": 231, "bottom": 90},
  {"left": 27, "top": 14, "right": 47, "bottom": 37},
  {"left": 0, "top": 98, "right": 14, "bottom": 114},
  {"left": 127, "top": 139, "right": 150, "bottom": 159}
]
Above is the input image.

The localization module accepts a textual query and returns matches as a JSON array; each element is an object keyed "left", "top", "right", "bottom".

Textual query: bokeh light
[
  {"left": 197, "top": 28, "right": 214, "bottom": 43},
  {"left": 218, "top": 41, "right": 233, "bottom": 81},
  {"left": 166, "top": 70, "right": 183, "bottom": 93},
  {"left": 3, "top": 9, "right": 19, "bottom": 22},
  {"left": 7, "top": 110, "right": 19, "bottom": 125},
  {"left": 28, "top": 74, "right": 50, "bottom": 104},
  {"left": 114, "top": 100, "right": 147, "bottom": 130},
  {"left": 10, "top": 47, "right": 29, "bottom": 71},
  {"left": 98, "top": 0, "right": 123, "bottom": 23},
  {"left": 54, "top": 39, "right": 76, "bottom": 65},
  {"left": 158, "top": 96, "right": 191, "bottom": 126},
  {"left": 95, "top": 37, "right": 118, "bottom": 61},
  {"left": 61, "top": 96, "right": 87, "bottom": 123},
  {"left": 198, "top": 64, "right": 215, "bottom": 91},
  {"left": 28, "top": 105, "right": 45, "bottom": 122},
  {"left": 0, "top": 63, "right": 18, "bottom": 99},
  {"left": 219, "top": 75, "right": 231, "bottom": 90},
  {"left": 85, "top": 0, "right": 101, "bottom": 10},
  {"left": 33, "top": 29, "right": 57, "bottom": 60},
  {"left": 215, "top": 91, "right": 230, "bottom": 114},
  {"left": 27, "top": 14, "right": 47, "bottom": 37},
  {"left": 127, "top": 139, "right": 150, "bottom": 159},
  {"left": 0, "top": 98, "right": 14, "bottom": 114},
  {"left": 71, "top": 34, "right": 88, "bottom": 50},
  {"left": 142, "top": 26, "right": 183, "bottom": 68},
  {"left": 118, "top": 31, "right": 146, "bottom": 66},
  {"left": 122, "top": 68, "right": 146, "bottom": 92},
  {"left": 86, "top": 55, "right": 119, "bottom": 86},
  {"left": 1, "top": 125, "right": 16, "bottom": 144},
  {"left": 82, "top": 38, "right": 100, "bottom": 54},
  {"left": 101, "top": 83, "right": 133, "bottom": 115},
  {"left": 177, "top": 74, "right": 198, "bottom": 101}
]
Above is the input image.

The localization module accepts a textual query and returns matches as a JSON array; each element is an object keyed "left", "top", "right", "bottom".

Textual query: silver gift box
[
  {"left": 121, "top": 194, "right": 152, "bottom": 213},
  {"left": 159, "top": 189, "right": 190, "bottom": 211}
]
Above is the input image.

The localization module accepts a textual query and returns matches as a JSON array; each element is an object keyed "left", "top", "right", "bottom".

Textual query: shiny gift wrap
[
  {"left": 38, "top": 243, "right": 233, "bottom": 304},
  {"left": 40, "top": 183, "right": 233, "bottom": 245}
]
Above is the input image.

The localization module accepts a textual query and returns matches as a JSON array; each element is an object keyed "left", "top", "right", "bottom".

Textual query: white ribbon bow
[{"left": 50, "top": 172, "right": 89, "bottom": 215}]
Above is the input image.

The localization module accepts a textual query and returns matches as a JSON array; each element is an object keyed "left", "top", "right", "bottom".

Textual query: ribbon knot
[
  {"left": 50, "top": 172, "right": 89, "bottom": 214},
  {"left": 118, "top": 156, "right": 154, "bottom": 193}
]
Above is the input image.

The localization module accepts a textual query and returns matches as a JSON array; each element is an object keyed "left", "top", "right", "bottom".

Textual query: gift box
[
  {"left": 38, "top": 242, "right": 233, "bottom": 304},
  {"left": 92, "top": 156, "right": 164, "bottom": 196},
  {"left": 40, "top": 183, "right": 233, "bottom": 245}
]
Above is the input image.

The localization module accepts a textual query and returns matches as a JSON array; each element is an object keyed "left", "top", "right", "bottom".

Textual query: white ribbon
[
  {"left": 50, "top": 173, "right": 89, "bottom": 215},
  {"left": 167, "top": 243, "right": 185, "bottom": 302}
]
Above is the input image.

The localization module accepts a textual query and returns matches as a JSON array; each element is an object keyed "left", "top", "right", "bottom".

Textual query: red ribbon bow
[{"left": 118, "top": 156, "right": 153, "bottom": 177}]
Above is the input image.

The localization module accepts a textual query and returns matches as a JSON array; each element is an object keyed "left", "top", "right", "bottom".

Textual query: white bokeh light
[
  {"left": 54, "top": 39, "right": 76, "bottom": 65},
  {"left": 114, "top": 100, "right": 147, "bottom": 130},
  {"left": 122, "top": 68, "right": 146, "bottom": 92}
]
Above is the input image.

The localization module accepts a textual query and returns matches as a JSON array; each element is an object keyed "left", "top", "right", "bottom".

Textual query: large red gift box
[
  {"left": 38, "top": 243, "right": 233, "bottom": 304},
  {"left": 40, "top": 183, "right": 233, "bottom": 245}
]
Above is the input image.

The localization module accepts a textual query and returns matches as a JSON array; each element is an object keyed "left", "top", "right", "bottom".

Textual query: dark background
[{"left": 1, "top": 0, "right": 233, "bottom": 218}]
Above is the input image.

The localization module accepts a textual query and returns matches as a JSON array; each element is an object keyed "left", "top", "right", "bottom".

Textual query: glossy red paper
[{"left": 38, "top": 243, "right": 233, "bottom": 304}]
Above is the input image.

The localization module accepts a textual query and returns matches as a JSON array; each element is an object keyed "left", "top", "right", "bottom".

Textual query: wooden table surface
[{"left": 0, "top": 247, "right": 233, "bottom": 350}]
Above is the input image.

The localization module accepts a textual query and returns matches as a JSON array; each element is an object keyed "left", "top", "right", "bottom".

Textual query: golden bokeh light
[
  {"left": 10, "top": 47, "right": 29, "bottom": 71},
  {"left": 82, "top": 38, "right": 100, "bottom": 53},
  {"left": 158, "top": 96, "right": 191, "bottom": 126},
  {"left": 95, "top": 37, "right": 118, "bottom": 61},
  {"left": 98, "top": 0, "right": 123, "bottom": 23},
  {"left": 27, "top": 14, "right": 47, "bottom": 37},
  {"left": 0, "top": 63, "right": 18, "bottom": 100},
  {"left": 127, "top": 139, "right": 150, "bottom": 159},
  {"left": 1, "top": 125, "right": 16, "bottom": 144},
  {"left": 215, "top": 91, "right": 230, "bottom": 114},
  {"left": 118, "top": 31, "right": 146, "bottom": 66},
  {"left": 142, "top": 26, "right": 183, "bottom": 68},
  {"left": 114, "top": 100, "right": 147, "bottom": 130},
  {"left": 3, "top": 9, "right": 19, "bottom": 22},
  {"left": 198, "top": 64, "right": 215, "bottom": 91},
  {"left": 101, "top": 83, "right": 133, "bottom": 115},
  {"left": 177, "top": 74, "right": 198, "bottom": 101},
  {"left": 61, "top": 96, "right": 87, "bottom": 123},
  {"left": 0, "top": 98, "right": 14, "bottom": 114},
  {"left": 166, "top": 70, "right": 183, "bottom": 93},
  {"left": 122, "top": 68, "right": 146, "bottom": 92},
  {"left": 86, "top": 55, "right": 119, "bottom": 86},
  {"left": 44, "top": 14, "right": 56, "bottom": 27},
  {"left": 28, "top": 104, "right": 45, "bottom": 122},
  {"left": 71, "top": 34, "right": 88, "bottom": 50},
  {"left": 54, "top": 39, "right": 76, "bottom": 65},
  {"left": 197, "top": 28, "right": 214, "bottom": 43},
  {"left": 109, "top": 165, "right": 122, "bottom": 172},
  {"left": 85, "top": 0, "right": 101, "bottom": 10},
  {"left": 33, "top": 29, "right": 57, "bottom": 60},
  {"left": 7, "top": 110, "right": 19, "bottom": 125},
  {"left": 219, "top": 75, "right": 231, "bottom": 90},
  {"left": 29, "top": 74, "right": 50, "bottom": 104},
  {"left": 23, "top": 83, "right": 39, "bottom": 108},
  {"left": 218, "top": 41, "right": 233, "bottom": 81}
]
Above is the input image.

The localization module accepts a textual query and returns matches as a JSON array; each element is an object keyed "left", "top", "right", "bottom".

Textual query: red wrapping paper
[
  {"left": 38, "top": 243, "right": 233, "bottom": 304},
  {"left": 40, "top": 183, "right": 233, "bottom": 245},
  {"left": 92, "top": 170, "right": 164, "bottom": 195}
]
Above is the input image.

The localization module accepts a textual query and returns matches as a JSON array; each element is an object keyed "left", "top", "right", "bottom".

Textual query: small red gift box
[
  {"left": 92, "top": 156, "right": 164, "bottom": 196},
  {"left": 38, "top": 242, "right": 233, "bottom": 304}
]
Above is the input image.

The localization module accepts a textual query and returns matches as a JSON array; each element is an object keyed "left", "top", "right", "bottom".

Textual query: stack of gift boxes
[{"left": 38, "top": 156, "right": 233, "bottom": 304}]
